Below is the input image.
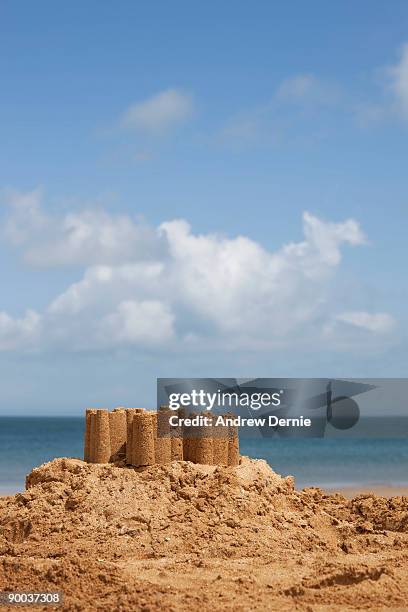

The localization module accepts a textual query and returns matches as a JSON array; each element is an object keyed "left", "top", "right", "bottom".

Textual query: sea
[{"left": 0, "top": 417, "right": 407, "bottom": 494}]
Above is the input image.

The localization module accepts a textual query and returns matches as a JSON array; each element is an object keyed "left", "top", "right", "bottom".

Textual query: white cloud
[
  {"left": 0, "top": 310, "right": 42, "bottom": 351},
  {"left": 298, "top": 212, "right": 366, "bottom": 266},
  {"left": 356, "top": 42, "right": 408, "bottom": 125},
  {"left": 27, "top": 210, "right": 164, "bottom": 267},
  {"left": 48, "top": 262, "right": 165, "bottom": 316},
  {"left": 159, "top": 212, "right": 366, "bottom": 336},
  {"left": 219, "top": 73, "right": 341, "bottom": 149},
  {"left": 335, "top": 311, "right": 396, "bottom": 333},
  {"left": 0, "top": 191, "right": 387, "bottom": 353},
  {"left": 121, "top": 89, "right": 194, "bottom": 134},
  {"left": 99, "top": 300, "right": 175, "bottom": 346},
  {"left": 220, "top": 45, "right": 408, "bottom": 145},
  {"left": 275, "top": 74, "right": 340, "bottom": 107},
  {"left": 275, "top": 74, "right": 318, "bottom": 100},
  {"left": 2, "top": 188, "right": 48, "bottom": 245},
  {"left": 2, "top": 190, "right": 165, "bottom": 266},
  {"left": 388, "top": 43, "right": 408, "bottom": 118}
]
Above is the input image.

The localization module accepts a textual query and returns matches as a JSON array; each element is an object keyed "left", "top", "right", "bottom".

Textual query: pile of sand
[{"left": 1, "top": 457, "right": 407, "bottom": 610}]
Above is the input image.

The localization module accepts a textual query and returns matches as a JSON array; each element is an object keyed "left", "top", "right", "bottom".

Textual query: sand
[
  {"left": 332, "top": 485, "right": 408, "bottom": 499},
  {"left": 0, "top": 457, "right": 407, "bottom": 611}
]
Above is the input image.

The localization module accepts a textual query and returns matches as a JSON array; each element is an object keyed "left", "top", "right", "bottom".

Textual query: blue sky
[{"left": 0, "top": 1, "right": 407, "bottom": 414}]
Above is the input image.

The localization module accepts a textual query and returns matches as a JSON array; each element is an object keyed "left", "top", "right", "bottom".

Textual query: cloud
[
  {"left": 48, "top": 262, "right": 166, "bottom": 316},
  {"left": 0, "top": 310, "right": 42, "bottom": 351},
  {"left": 219, "top": 44, "right": 408, "bottom": 145},
  {"left": 2, "top": 188, "right": 48, "bottom": 245},
  {"left": 99, "top": 300, "right": 175, "bottom": 345},
  {"left": 388, "top": 43, "right": 408, "bottom": 118},
  {"left": 2, "top": 190, "right": 166, "bottom": 266},
  {"left": 335, "top": 311, "right": 396, "bottom": 333},
  {"left": 355, "top": 42, "right": 408, "bottom": 125},
  {"left": 274, "top": 74, "right": 340, "bottom": 107},
  {"left": 219, "top": 73, "right": 342, "bottom": 149},
  {"left": 0, "top": 190, "right": 388, "bottom": 354},
  {"left": 121, "top": 89, "right": 194, "bottom": 134},
  {"left": 158, "top": 212, "right": 366, "bottom": 337}
]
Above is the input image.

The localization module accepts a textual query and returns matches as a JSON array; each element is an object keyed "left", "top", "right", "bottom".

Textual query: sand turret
[{"left": 84, "top": 406, "right": 239, "bottom": 467}]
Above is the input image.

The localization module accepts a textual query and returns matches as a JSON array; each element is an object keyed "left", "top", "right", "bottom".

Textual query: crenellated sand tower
[{"left": 84, "top": 406, "right": 240, "bottom": 467}]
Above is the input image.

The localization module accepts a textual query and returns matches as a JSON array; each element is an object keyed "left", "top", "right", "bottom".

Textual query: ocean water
[
  {"left": 0, "top": 418, "right": 84, "bottom": 495},
  {"left": 0, "top": 417, "right": 407, "bottom": 494}
]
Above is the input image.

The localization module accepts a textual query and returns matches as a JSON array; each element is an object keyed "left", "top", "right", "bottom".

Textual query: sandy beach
[
  {"left": 0, "top": 456, "right": 407, "bottom": 611},
  {"left": 331, "top": 485, "right": 408, "bottom": 499},
  {"left": 4, "top": 484, "right": 408, "bottom": 500}
]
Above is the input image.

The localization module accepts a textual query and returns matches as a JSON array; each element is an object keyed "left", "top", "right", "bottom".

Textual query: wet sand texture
[
  {"left": 93, "top": 410, "right": 111, "bottom": 463},
  {"left": 195, "top": 420, "right": 214, "bottom": 465},
  {"left": 131, "top": 412, "right": 155, "bottom": 467},
  {"left": 212, "top": 414, "right": 229, "bottom": 466},
  {"left": 170, "top": 411, "right": 184, "bottom": 461},
  {"left": 109, "top": 408, "right": 127, "bottom": 461},
  {"left": 178, "top": 408, "right": 191, "bottom": 462},
  {"left": 125, "top": 408, "right": 145, "bottom": 464},
  {"left": 154, "top": 408, "right": 172, "bottom": 464},
  {"left": 125, "top": 409, "right": 134, "bottom": 464},
  {"left": 171, "top": 433, "right": 184, "bottom": 461},
  {"left": 89, "top": 411, "right": 96, "bottom": 462},
  {"left": 84, "top": 408, "right": 97, "bottom": 462},
  {"left": 227, "top": 420, "right": 240, "bottom": 467},
  {"left": 184, "top": 412, "right": 198, "bottom": 463}
]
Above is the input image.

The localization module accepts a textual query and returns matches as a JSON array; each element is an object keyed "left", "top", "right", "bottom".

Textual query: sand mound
[{"left": 1, "top": 457, "right": 408, "bottom": 610}]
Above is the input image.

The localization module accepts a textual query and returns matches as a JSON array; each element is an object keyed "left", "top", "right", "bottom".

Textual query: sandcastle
[{"left": 84, "top": 407, "right": 240, "bottom": 467}]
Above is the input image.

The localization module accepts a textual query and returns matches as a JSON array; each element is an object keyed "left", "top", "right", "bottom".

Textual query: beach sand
[
  {"left": 331, "top": 485, "right": 408, "bottom": 499},
  {"left": 0, "top": 457, "right": 407, "bottom": 611},
  {"left": 4, "top": 484, "right": 408, "bottom": 500}
]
